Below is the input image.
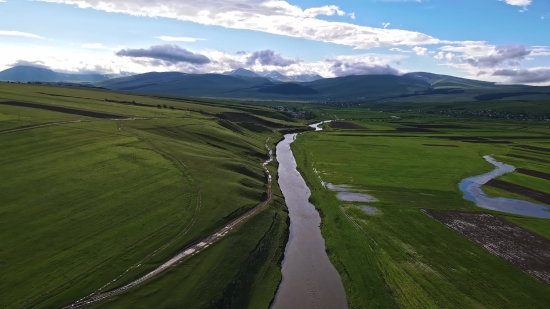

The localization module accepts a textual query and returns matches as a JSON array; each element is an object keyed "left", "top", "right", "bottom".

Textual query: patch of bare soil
[
  {"left": 517, "top": 168, "right": 550, "bottom": 181},
  {"left": 0, "top": 101, "right": 126, "bottom": 119},
  {"left": 507, "top": 154, "right": 550, "bottom": 164},
  {"left": 486, "top": 179, "right": 550, "bottom": 205},
  {"left": 516, "top": 145, "right": 550, "bottom": 153},
  {"left": 424, "top": 210, "right": 550, "bottom": 285},
  {"left": 329, "top": 121, "right": 367, "bottom": 129},
  {"left": 403, "top": 123, "right": 469, "bottom": 129},
  {"left": 219, "top": 112, "right": 286, "bottom": 128}
]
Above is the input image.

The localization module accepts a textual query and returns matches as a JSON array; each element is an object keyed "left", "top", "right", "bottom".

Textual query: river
[
  {"left": 272, "top": 121, "right": 347, "bottom": 309},
  {"left": 459, "top": 155, "right": 550, "bottom": 219}
]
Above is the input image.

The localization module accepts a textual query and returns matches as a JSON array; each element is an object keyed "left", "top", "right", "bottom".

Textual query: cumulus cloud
[
  {"left": 492, "top": 67, "right": 550, "bottom": 84},
  {"left": 413, "top": 46, "right": 428, "bottom": 56},
  {"left": 0, "top": 30, "right": 42, "bottom": 39},
  {"left": 156, "top": 36, "right": 206, "bottom": 42},
  {"left": 38, "top": 0, "right": 443, "bottom": 49},
  {"left": 329, "top": 62, "right": 400, "bottom": 76},
  {"left": 246, "top": 49, "right": 297, "bottom": 67},
  {"left": 390, "top": 48, "right": 412, "bottom": 53},
  {"left": 116, "top": 45, "right": 211, "bottom": 65},
  {"left": 500, "top": 0, "right": 531, "bottom": 7},
  {"left": 464, "top": 44, "right": 530, "bottom": 68},
  {"left": 9, "top": 59, "right": 51, "bottom": 69}
]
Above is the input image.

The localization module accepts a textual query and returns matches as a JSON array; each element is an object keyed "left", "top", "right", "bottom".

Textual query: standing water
[
  {"left": 459, "top": 155, "right": 550, "bottom": 219},
  {"left": 272, "top": 122, "right": 347, "bottom": 309}
]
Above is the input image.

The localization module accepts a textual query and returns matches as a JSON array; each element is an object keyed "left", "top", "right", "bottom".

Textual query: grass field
[
  {"left": 0, "top": 82, "right": 298, "bottom": 309},
  {"left": 3, "top": 80, "right": 550, "bottom": 309},
  {"left": 291, "top": 115, "right": 550, "bottom": 308}
]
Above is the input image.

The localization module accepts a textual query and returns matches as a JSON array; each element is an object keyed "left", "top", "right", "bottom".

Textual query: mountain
[
  {"left": 286, "top": 73, "right": 324, "bottom": 82},
  {"left": 224, "top": 68, "right": 261, "bottom": 78},
  {"left": 0, "top": 66, "right": 114, "bottom": 83},
  {"left": 261, "top": 71, "right": 288, "bottom": 81},
  {"left": 96, "top": 71, "right": 550, "bottom": 102},
  {"left": 98, "top": 72, "right": 275, "bottom": 97},
  {"left": 257, "top": 71, "right": 324, "bottom": 82}
]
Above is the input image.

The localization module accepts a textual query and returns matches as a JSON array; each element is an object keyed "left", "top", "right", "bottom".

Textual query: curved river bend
[
  {"left": 460, "top": 155, "right": 550, "bottom": 219},
  {"left": 272, "top": 122, "right": 347, "bottom": 309}
]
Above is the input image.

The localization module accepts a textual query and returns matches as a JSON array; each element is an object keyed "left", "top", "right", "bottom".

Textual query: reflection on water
[
  {"left": 337, "top": 192, "right": 377, "bottom": 202},
  {"left": 309, "top": 120, "right": 332, "bottom": 131},
  {"left": 272, "top": 134, "right": 347, "bottom": 309},
  {"left": 360, "top": 206, "right": 378, "bottom": 215},
  {"left": 325, "top": 183, "right": 377, "bottom": 202},
  {"left": 459, "top": 155, "right": 550, "bottom": 219}
]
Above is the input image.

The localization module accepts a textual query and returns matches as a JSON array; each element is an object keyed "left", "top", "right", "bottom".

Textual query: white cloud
[
  {"left": 38, "top": 0, "right": 443, "bottom": 49},
  {"left": 349, "top": 12, "right": 356, "bottom": 20},
  {"left": 156, "top": 36, "right": 206, "bottom": 42},
  {"left": 390, "top": 48, "right": 412, "bottom": 53},
  {"left": 412, "top": 46, "right": 428, "bottom": 56},
  {"left": 0, "top": 30, "right": 42, "bottom": 39},
  {"left": 382, "top": 22, "right": 391, "bottom": 29},
  {"left": 493, "top": 67, "right": 550, "bottom": 85},
  {"left": 500, "top": 0, "right": 531, "bottom": 7}
]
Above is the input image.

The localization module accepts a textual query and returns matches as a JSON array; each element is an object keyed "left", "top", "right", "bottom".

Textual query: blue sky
[{"left": 1, "top": 0, "right": 549, "bottom": 84}]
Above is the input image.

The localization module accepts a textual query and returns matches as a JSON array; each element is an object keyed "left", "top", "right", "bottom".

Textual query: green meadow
[
  {"left": 2, "top": 81, "right": 550, "bottom": 309},
  {"left": 291, "top": 116, "right": 550, "bottom": 309},
  {"left": 0, "top": 83, "right": 296, "bottom": 309}
]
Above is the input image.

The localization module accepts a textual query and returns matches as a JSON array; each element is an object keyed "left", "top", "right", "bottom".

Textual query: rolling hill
[
  {"left": 3, "top": 65, "right": 550, "bottom": 102},
  {"left": 0, "top": 66, "right": 114, "bottom": 83}
]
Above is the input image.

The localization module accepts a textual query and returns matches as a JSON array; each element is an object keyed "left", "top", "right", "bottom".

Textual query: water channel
[
  {"left": 271, "top": 122, "right": 347, "bottom": 309},
  {"left": 459, "top": 155, "right": 550, "bottom": 219}
]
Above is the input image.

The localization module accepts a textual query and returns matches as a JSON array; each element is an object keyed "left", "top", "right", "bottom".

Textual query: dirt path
[{"left": 61, "top": 138, "right": 274, "bottom": 309}]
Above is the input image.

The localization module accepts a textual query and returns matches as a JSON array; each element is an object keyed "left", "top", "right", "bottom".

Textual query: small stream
[
  {"left": 459, "top": 155, "right": 550, "bottom": 219},
  {"left": 272, "top": 122, "right": 347, "bottom": 309}
]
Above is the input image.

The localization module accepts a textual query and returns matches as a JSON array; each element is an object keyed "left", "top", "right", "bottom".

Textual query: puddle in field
[
  {"left": 459, "top": 155, "right": 550, "bottom": 219},
  {"left": 360, "top": 206, "right": 378, "bottom": 215},
  {"left": 323, "top": 182, "right": 377, "bottom": 202},
  {"left": 337, "top": 192, "right": 377, "bottom": 202}
]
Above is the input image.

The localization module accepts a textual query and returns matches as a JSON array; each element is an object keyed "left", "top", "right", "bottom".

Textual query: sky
[{"left": 1, "top": 0, "right": 550, "bottom": 84}]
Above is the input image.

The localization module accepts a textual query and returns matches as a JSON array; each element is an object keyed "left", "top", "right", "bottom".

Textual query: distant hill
[
  {"left": 5, "top": 65, "right": 550, "bottom": 102},
  {"left": 0, "top": 66, "right": 114, "bottom": 83},
  {"left": 96, "top": 70, "right": 550, "bottom": 101},
  {"left": 258, "top": 71, "right": 324, "bottom": 82},
  {"left": 258, "top": 83, "right": 319, "bottom": 95},
  {"left": 286, "top": 73, "right": 324, "bottom": 82},
  {"left": 224, "top": 68, "right": 261, "bottom": 78}
]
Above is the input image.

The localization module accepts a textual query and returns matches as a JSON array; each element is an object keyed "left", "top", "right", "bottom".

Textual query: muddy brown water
[{"left": 272, "top": 130, "right": 347, "bottom": 309}]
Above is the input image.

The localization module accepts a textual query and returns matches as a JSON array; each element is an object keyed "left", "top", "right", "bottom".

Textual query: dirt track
[
  {"left": 61, "top": 139, "right": 274, "bottom": 309},
  {"left": 424, "top": 210, "right": 550, "bottom": 285}
]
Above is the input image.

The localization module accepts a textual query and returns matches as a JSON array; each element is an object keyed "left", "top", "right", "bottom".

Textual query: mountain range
[
  {"left": 0, "top": 66, "right": 132, "bottom": 83},
  {"left": 223, "top": 68, "right": 323, "bottom": 82},
  {"left": 2, "top": 65, "right": 550, "bottom": 102}
]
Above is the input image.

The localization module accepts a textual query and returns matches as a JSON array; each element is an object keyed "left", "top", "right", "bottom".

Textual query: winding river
[
  {"left": 272, "top": 122, "right": 347, "bottom": 309},
  {"left": 460, "top": 155, "right": 550, "bottom": 219}
]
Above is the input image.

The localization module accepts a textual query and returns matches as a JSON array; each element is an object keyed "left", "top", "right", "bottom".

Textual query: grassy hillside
[{"left": 0, "top": 82, "right": 301, "bottom": 309}]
